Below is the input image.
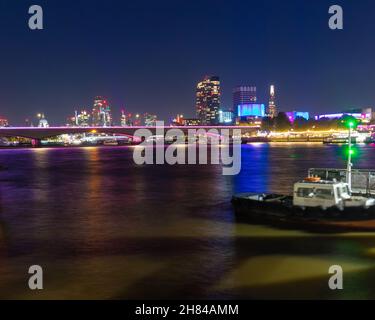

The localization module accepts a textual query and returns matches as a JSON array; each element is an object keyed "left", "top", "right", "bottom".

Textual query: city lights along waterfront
[
  {"left": 1, "top": 83, "right": 375, "bottom": 147},
  {"left": 1, "top": 143, "right": 375, "bottom": 299}
]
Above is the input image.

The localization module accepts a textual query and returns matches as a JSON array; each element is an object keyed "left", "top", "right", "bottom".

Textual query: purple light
[{"left": 315, "top": 113, "right": 366, "bottom": 120}]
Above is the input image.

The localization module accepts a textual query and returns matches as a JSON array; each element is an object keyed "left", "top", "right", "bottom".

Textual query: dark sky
[{"left": 1, "top": 0, "right": 375, "bottom": 125}]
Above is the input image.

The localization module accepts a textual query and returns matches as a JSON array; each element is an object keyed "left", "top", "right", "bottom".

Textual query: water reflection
[{"left": 0, "top": 145, "right": 374, "bottom": 299}]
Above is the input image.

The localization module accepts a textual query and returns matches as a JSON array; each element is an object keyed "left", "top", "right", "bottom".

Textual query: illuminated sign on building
[{"left": 237, "top": 104, "right": 265, "bottom": 117}]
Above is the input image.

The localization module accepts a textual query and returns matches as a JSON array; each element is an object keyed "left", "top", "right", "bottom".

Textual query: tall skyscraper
[
  {"left": 92, "top": 96, "right": 112, "bottom": 126},
  {"left": 196, "top": 76, "right": 221, "bottom": 125},
  {"left": 233, "top": 86, "right": 257, "bottom": 110},
  {"left": 267, "top": 85, "right": 278, "bottom": 118}
]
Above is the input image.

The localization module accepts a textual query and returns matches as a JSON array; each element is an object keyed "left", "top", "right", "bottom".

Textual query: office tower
[
  {"left": 196, "top": 76, "right": 221, "bottom": 125},
  {"left": 233, "top": 86, "right": 257, "bottom": 111},
  {"left": 267, "top": 85, "right": 277, "bottom": 118},
  {"left": 75, "top": 110, "right": 90, "bottom": 126},
  {"left": 92, "top": 96, "right": 112, "bottom": 126}
]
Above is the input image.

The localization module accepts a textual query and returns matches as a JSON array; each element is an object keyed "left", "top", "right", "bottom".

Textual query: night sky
[{"left": 1, "top": 0, "right": 375, "bottom": 125}]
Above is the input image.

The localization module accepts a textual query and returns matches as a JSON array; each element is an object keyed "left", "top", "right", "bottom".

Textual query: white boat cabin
[{"left": 293, "top": 180, "right": 351, "bottom": 209}]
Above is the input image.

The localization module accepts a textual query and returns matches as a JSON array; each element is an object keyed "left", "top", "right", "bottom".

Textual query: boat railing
[{"left": 308, "top": 168, "right": 375, "bottom": 195}]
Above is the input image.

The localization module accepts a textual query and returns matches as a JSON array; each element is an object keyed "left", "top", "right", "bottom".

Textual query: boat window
[
  {"left": 297, "top": 188, "right": 315, "bottom": 198},
  {"left": 341, "top": 186, "right": 350, "bottom": 196},
  {"left": 315, "top": 188, "right": 334, "bottom": 199}
]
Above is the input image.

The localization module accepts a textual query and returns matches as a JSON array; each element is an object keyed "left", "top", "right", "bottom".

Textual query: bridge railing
[{"left": 308, "top": 168, "right": 375, "bottom": 195}]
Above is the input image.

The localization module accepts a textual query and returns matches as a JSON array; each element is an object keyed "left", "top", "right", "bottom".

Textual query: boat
[
  {"left": 323, "top": 136, "right": 357, "bottom": 144},
  {"left": 103, "top": 139, "right": 119, "bottom": 146},
  {"left": 232, "top": 123, "right": 375, "bottom": 232},
  {"left": 232, "top": 178, "right": 375, "bottom": 232}
]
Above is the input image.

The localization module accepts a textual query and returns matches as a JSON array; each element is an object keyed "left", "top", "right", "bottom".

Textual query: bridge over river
[{"left": 0, "top": 126, "right": 258, "bottom": 145}]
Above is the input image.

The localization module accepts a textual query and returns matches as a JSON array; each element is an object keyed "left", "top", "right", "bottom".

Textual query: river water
[{"left": 1, "top": 143, "right": 375, "bottom": 299}]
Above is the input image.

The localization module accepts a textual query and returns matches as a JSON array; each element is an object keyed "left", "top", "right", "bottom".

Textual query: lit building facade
[
  {"left": 92, "top": 96, "right": 112, "bottom": 127},
  {"left": 315, "top": 108, "right": 373, "bottom": 123},
  {"left": 267, "top": 85, "right": 278, "bottom": 118},
  {"left": 70, "top": 110, "right": 91, "bottom": 127},
  {"left": 219, "top": 109, "right": 234, "bottom": 124},
  {"left": 196, "top": 76, "right": 221, "bottom": 125},
  {"left": 237, "top": 104, "right": 265, "bottom": 117},
  {"left": 233, "top": 86, "right": 257, "bottom": 111},
  {"left": 286, "top": 111, "right": 310, "bottom": 123}
]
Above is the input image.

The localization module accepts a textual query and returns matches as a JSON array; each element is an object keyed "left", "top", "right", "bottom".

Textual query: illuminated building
[
  {"left": 92, "top": 96, "right": 112, "bottom": 127},
  {"left": 219, "top": 109, "right": 234, "bottom": 124},
  {"left": 121, "top": 112, "right": 134, "bottom": 126},
  {"left": 0, "top": 117, "right": 9, "bottom": 127},
  {"left": 183, "top": 118, "right": 200, "bottom": 126},
  {"left": 315, "top": 108, "right": 373, "bottom": 123},
  {"left": 67, "top": 110, "right": 90, "bottom": 127},
  {"left": 233, "top": 86, "right": 257, "bottom": 111},
  {"left": 76, "top": 110, "right": 90, "bottom": 126},
  {"left": 37, "top": 113, "right": 49, "bottom": 128},
  {"left": 267, "top": 85, "right": 277, "bottom": 118},
  {"left": 144, "top": 113, "right": 157, "bottom": 127},
  {"left": 171, "top": 114, "right": 185, "bottom": 126},
  {"left": 238, "top": 104, "right": 265, "bottom": 117},
  {"left": 196, "top": 76, "right": 221, "bottom": 125},
  {"left": 120, "top": 110, "right": 128, "bottom": 127},
  {"left": 286, "top": 111, "right": 310, "bottom": 123}
]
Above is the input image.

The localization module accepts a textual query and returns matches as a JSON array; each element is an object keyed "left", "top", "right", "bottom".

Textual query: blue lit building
[{"left": 237, "top": 104, "right": 266, "bottom": 117}]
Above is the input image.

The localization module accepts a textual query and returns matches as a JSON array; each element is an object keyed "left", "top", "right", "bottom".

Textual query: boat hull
[{"left": 232, "top": 193, "right": 375, "bottom": 232}]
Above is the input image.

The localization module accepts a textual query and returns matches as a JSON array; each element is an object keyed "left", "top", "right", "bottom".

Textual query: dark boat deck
[{"left": 232, "top": 193, "right": 375, "bottom": 233}]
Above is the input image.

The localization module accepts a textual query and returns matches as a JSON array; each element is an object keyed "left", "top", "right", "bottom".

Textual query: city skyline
[{"left": 2, "top": 79, "right": 373, "bottom": 127}]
